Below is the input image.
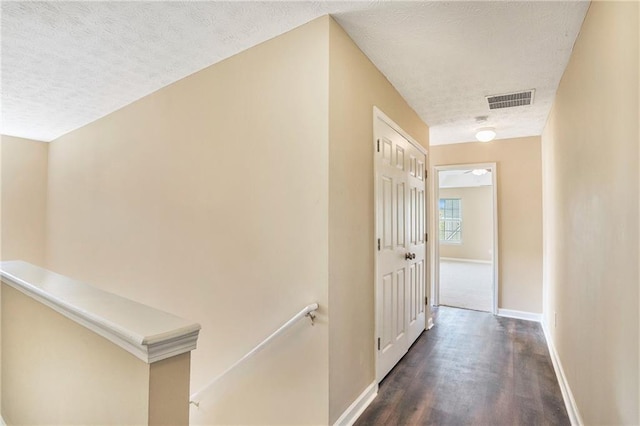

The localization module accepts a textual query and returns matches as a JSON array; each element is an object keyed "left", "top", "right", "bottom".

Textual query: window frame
[{"left": 439, "top": 197, "right": 462, "bottom": 245}]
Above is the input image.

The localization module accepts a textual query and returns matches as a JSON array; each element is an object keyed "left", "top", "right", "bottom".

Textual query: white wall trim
[
  {"left": 440, "top": 257, "right": 492, "bottom": 264},
  {"left": 373, "top": 107, "right": 426, "bottom": 155},
  {"left": 427, "top": 317, "right": 434, "bottom": 330},
  {"left": 0, "top": 260, "right": 201, "bottom": 364},
  {"left": 333, "top": 381, "right": 378, "bottom": 426},
  {"left": 496, "top": 309, "right": 542, "bottom": 322},
  {"left": 541, "top": 321, "right": 583, "bottom": 426}
]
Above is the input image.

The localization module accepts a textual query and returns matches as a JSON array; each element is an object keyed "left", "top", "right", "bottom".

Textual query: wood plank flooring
[{"left": 355, "top": 307, "right": 569, "bottom": 426}]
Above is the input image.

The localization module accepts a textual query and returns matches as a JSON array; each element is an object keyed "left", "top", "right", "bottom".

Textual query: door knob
[{"left": 405, "top": 253, "right": 416, "bottom": 260}]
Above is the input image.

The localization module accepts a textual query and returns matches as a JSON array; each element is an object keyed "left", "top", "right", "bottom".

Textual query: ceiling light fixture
[{"left": 475, "top": 127, "right": 496, "bottom": 142}]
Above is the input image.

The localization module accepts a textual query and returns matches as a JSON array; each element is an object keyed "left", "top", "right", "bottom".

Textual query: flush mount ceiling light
[
  {"left": 475, "top": 127, "right": 496, "bottom": 142},
  {"left": 471, "top": 169, "right": 489, "bottom": 176}
]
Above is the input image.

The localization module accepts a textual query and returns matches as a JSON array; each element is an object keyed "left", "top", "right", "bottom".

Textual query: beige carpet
[{"left": 439, "top": 259, "right": 492, "bottom": 312}]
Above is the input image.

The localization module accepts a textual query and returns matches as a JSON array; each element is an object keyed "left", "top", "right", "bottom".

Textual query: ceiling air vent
[{"left": 486, "top": 90, "right": 535, "bottom": 109}]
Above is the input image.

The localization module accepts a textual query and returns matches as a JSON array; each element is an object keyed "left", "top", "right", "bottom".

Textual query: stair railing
[{"left": 189, "top": 302, "right": 319, "bottom": 407}]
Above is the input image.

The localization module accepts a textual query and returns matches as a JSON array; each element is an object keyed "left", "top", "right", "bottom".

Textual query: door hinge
[
  {"left": 426, "top": 169, "right": 428, "bottom": 178},
  {"left": 377, "top": 238, "right": 381, "bottom": 251},
  {"left": 377, "top": 139, "right": 380, "bottom": 153},
  {"left": 425, "top": 233, "right": 428, "bottom": 242},
  {"left": 425, "top": 296, "right": 428, "bottom": 305},
  {"left": 377, "top": 338, "right": 381, "bottom": 351}
]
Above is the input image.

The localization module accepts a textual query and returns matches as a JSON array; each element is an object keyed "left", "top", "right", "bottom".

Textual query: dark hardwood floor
[{"left": 355, "top": 307, "right": 569, "bottom": 426}]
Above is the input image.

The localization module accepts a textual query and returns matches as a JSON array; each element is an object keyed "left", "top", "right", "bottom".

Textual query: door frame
[
  {"left": 373, "top": 107, "right": 428, "bottom": 382},
  {"left": 431, "top": 163, "right": 499, "bottom": 314}
]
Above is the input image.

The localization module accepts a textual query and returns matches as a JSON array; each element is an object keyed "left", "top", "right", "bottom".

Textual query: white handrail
[{"left": 189, "top": 302, "right": 319, "bottom": 407}]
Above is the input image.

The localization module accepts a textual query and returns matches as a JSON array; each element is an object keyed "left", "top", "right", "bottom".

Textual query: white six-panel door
[{"left": 375, "top": 114, "right": 426, "bottom": 381}]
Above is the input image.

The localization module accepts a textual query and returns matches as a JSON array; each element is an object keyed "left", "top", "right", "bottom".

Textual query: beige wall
[
  {"left": 2, "top": 282, "right": 191, "bottom": 425},
  {"left": 0, "top": 135, "right": 49, "bottom": 413},
  {"left": 44, "top": 17, "right": 330, "bottom": 425},
  {"left": 439, "top": 186, "right": 492, "bottom": 261},
  {"left": 328, "top": 18, "right": 429, "bottom": 423},
  {"left": 149, "top": 353, "right": 191, "bottom": 425},
  {"left": 1, "top": 135, "right": 48, "bottom": 265},
  {"left": 430, "top": 137, "right": 542, "bottom": 313},
  {"left": 541, "top": 2, "right": 639, "bottom": 424},
  {"left": 2, "top": 283, "right": 150, "bottom": 425}
]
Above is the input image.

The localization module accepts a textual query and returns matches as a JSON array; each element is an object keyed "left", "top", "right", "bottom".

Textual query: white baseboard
[
  {"left": 440, "top": 257, "right": 492, "bottom": 264},
  {"left": 541, "top": 321, "right": 583, "bottom": 426},
  {"left": 333, "top": 381, "right": 378, "bottom": 426},
  {"left": 427, "top": 317, "right": 434, "bottom": 330},
  {"left": 1, "top": 414, "right": 5, "bottom": 425},
  {"left": 497, "top": 309, "right": 542, "bottom": 322}
]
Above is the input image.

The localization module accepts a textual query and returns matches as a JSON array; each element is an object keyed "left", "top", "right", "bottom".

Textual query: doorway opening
[{"left": 432, "top": 164, "right": 498, "bottom": 314}]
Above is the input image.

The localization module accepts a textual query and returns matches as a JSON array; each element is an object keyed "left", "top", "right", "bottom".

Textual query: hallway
[{"left": 356, "top": 307, "right": 569, "bottom": 425}]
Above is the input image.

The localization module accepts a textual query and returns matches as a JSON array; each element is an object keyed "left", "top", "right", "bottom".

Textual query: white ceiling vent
[{"left": 486, "top": 90, "right": 535, "bottom": 110}]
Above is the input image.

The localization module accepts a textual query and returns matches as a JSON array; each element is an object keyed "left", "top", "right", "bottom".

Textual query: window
[{"left": 439, "top": 198, "right": 462, "bottom": 244}]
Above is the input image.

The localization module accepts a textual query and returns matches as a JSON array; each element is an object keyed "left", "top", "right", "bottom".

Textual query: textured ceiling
[
  {"left": 334, "top": 1, "right": 590, "bottom": 144},
  {"left": 1, "top": 1, "right": 589, "bottom": 144},
  {"left": 0, "top": 1, "right": 369, "bottom": 142}
]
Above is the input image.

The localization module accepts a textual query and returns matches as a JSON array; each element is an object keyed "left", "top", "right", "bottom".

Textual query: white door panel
[
  {"left": 406, "top": 140, "right": 426, "bottom": 344},
  {"left": 375, "top": 117, "right": 426, "bottom": 381}
]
